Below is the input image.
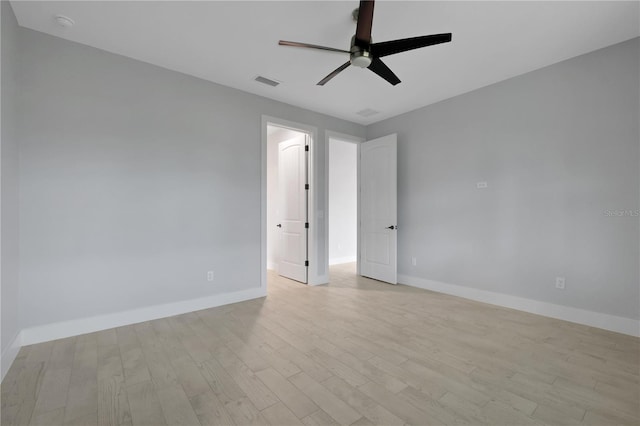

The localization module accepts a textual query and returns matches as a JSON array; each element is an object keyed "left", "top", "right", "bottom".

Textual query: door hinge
[
  {"left": 305, "top": 222, "right": 309, "bottom": 229},
  {"left": 305, "top": 145, "right": 309, "bottom": 152},
  {"left": 305, "top": 183, "right": 309, "bottom": 190},
  {"left": 305, "top": 260, "right": 309, "bottom": 266}
]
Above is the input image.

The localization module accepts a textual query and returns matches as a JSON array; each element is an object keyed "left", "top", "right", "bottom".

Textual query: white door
[
  {"left": 278, "top": 136, "right": 308, "bottom": 283},
  {"left": 360, "top": 134, "right": 397, "bottom": 284}
]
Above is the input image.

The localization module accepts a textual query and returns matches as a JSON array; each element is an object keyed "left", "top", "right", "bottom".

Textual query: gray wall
[
  {"left": 1, "top": 1, "right": 21, "bottom": 356},
  {"left": 18, "top": 28, "right": 364, "bottom": 329},
  {"left": 8, "top": 18, "right": 639, "bottom": 333},
  {"left": 368, "top": 38, "right": 640, "bottom": 320}
]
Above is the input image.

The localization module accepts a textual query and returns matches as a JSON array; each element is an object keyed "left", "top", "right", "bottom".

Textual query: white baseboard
[
  {"left": 329, "top": 256, "right": 357, "bottom": 265},
  {"left": 398, "top": 274, "right": 639, "bottom": 337},
  {"left": 21, "top": 286, "right": 267, "bottom": 346},
  {"left": 1, "top": 331, "right": 22, "bottom": 381},
  {"left": 267, "top": 260, "right": 277, "bottom": 271}
]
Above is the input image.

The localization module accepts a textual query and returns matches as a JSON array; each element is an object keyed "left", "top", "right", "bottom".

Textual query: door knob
[
  {"left": 276, "top": 224, "right": 282, "bottom": 228},
  {"left": 387, "top": 225, "right": 396, "bottom": 230}
]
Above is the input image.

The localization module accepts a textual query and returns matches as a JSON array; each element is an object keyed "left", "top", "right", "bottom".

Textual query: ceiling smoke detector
[{"left": 54, "top": 15, "right": 75, "bottom": 28}]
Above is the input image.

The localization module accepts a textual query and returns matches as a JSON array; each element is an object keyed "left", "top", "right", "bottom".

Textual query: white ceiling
[{"left": 10, "top": 1, "right": 640, "bottom": 125}]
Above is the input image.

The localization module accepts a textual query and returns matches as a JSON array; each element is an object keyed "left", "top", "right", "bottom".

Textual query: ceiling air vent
[
  {"left": 356, "top": 108, "right": 379, "bottom": 117},
  {"left": 254, "top": 76, "right": 281, "bottom": 87}
]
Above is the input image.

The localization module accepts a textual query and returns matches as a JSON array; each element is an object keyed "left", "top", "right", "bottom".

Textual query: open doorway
[
  {"left": 262, "top": 116, "right": 324, "bottom": 290},
  {"left": 266, "top": 124, "right": 310, "bottom": 284},
  {"left": 328, "top": 138, "right": 358, "bottom": 266},
  {"left": 326, "top": 132, "right": 363, "bottom": 281}
]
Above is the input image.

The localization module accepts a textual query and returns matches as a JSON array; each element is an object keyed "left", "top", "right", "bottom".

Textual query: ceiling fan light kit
[
  {"left": 350, "top": 46, "right": 372, "bottom": 68},
  {"left": 278, "top": 0, "right": 452, "bottom": 86}
]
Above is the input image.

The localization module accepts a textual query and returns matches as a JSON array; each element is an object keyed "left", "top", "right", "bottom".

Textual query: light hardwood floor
[{"left": 2, "top": 263, "right": 639, "bottom": 426}]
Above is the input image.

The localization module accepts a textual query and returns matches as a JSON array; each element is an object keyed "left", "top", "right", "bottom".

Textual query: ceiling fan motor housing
[
  {"left": 350, "top": 35, "right": 372, "bottom": 68},
  {"left": 350, "top": 50, "right": 372, "bottom": 68}
]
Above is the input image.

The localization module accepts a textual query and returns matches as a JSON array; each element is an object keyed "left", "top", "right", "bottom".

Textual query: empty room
[{"left": 1, "top": 1, "right": 638, "bottom": 425}]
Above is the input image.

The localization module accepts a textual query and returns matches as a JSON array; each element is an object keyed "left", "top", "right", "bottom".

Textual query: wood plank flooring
[{"left": 2, "top": 263, "right": 639, "bottom": 425}]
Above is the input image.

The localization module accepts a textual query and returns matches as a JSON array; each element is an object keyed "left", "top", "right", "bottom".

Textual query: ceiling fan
[{"left": 278, "top": 0, "right": 452, "bottom": 86}]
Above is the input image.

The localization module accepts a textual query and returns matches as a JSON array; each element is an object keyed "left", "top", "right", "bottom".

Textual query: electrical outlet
[
  {"left": 411, "top": 257, "right": 417, "bottom": 266},
  {"left": 555, "top": 277, "right": 565, "bottom": 290},
  {"left": 207, "top": 271, "right": 214, "bottom": 282},
  {"left": 476, "top": 181, "right": 488, "bottom": 189}
]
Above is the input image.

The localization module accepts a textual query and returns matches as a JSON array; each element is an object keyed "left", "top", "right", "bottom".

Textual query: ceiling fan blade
[
  {"left": 279, "top": 40, "right": 350, "bottom": 54},
  {"left": 368, "top": 57, "right": 401, "bottom": 86},
  {"left": 371, "top": 33, "right": 452, "bottom": 58},
  {"left": 317, "top": 61, "right": 351, "bottom": 86},
  {"left": 355, "top": 0, "right": 375, "bottom": 47}
]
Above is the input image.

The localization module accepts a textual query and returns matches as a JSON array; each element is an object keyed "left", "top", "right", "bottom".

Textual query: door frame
[
  {"left": 325, "top": 131, "right": 365, "bottom": 277},
  {"left": 262, "top": 116, "right": 319, "bottom": 289}
]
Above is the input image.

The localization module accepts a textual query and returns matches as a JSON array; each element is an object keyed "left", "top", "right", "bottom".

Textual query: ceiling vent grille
[
  {"left": 356, "top": 108, "right": 380, "bottom": 117},
  {"left": 254, "top": 76, "right": 281, "bottom": 87}
]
